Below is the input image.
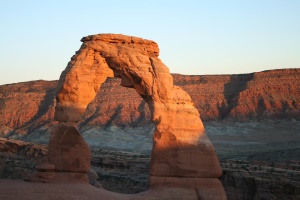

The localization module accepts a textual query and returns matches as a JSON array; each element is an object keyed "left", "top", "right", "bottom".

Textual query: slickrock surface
[
  {"left": 0, "top": 139, "right": 299, "bottom": 199},
  {"left": 0, "top": 69, "right": 299, "bottom": 137},
  {"left": 0, "top": 179, "right": 223, "bottom": 200}
]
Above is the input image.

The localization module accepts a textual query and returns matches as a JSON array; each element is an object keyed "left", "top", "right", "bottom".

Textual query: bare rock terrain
[
  {"left": 0, "top": 138, "right": 299, "bottom": 199},
  {"left": 0, "top": 138, "right": 47, "bottom": 179}
]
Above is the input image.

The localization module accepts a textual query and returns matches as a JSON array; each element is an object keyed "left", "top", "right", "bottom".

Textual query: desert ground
[{"left": 1, "top": 120, "right": 299, "bottom": 199}]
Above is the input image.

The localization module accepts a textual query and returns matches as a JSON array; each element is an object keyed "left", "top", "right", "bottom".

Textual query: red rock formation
[
  {"left": 175, "top": 69, "right": 300, "bottom": 121},
  {"left": 1, "top": 69, "right": 299, "bottom": 135},
  {"left": 46, "top": 34, "right": 226, "bottom": 198},
  {"left": 27, "top": 122, "right": 91, "bottom": 183},
  {"left": 48, "top": 122, "right": 91, "bottom": 172},
  {"left": 0, "top": 80, "right": 56, "bottom": 135}
]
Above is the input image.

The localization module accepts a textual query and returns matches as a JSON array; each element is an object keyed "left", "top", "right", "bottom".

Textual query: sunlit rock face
[{"left": 52, "top": 34, "right": 226, "bottom": 198}]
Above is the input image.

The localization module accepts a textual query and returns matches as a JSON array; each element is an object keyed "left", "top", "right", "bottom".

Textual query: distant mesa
[
  {"left": 0, "top": 68, "right": 299, "bottom": 137},
  {"left": 27, "top": 33, "right": 227, "bottom": 199}
]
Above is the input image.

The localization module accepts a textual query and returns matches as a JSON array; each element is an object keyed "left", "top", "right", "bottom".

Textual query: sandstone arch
[{"left": 31, "top": 34, "right": 226, "bottom": 199}]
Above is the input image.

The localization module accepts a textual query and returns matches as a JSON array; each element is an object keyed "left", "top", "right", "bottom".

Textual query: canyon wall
[{"left": 0, "top": 69, "right": 299, "bottom": 135}]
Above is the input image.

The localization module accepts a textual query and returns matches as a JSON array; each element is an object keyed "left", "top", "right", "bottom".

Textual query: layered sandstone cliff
[{"left": 0, "top": 69, "right": 299, "bottom": 136}]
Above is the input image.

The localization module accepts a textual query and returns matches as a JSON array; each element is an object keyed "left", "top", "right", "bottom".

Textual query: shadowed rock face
[{"left": 51, "top": 34, "right": 226, "bottom": 198}]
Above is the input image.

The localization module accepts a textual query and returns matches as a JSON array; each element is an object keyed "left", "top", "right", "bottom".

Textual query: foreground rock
[
  {"left": 28, "top": 122, "right": 91, "bottom": 183},
  {"left": 220, "top": 160, "right": 300, "bottom": 200},
  {"left": 0, "top": 138, "right": 299, "bottom": 199},
  {"left": 0, "top": 179, "right": 222, "bottom": 200},
  {"left": 0, "top": 138, "right": 47, "bottom": 179},
  {"left": 48, "top": 123, "right": 91, "bottom": 173}
]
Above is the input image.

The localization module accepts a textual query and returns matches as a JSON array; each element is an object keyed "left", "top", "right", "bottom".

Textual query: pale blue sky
[{"left": 1, "top": 0, "right": 299, "bottom": 85}]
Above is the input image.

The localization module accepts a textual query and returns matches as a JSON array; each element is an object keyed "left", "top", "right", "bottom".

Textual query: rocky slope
[
  {"left": 0, "top": 69, "right": 299, "bottom": 136},
  {"left": 0, "top": 138, "right": 47, "bottom": 179},
  {"left": 0, "top": 138, "right": 299, "bottom": 199}
]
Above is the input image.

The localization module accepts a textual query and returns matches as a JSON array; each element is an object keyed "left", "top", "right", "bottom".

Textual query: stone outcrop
[
  {"left": 1, "top": 69, "right": 300, "bottom": 137},
  {"left": 36, "top": 34, "right": 226, "bottom": 198},
  {"left": 28, "top": 123, "right": 91, "bottom": 183},
  {"left": 1, "top": 139, "right": 299, "bottom": 199},
  {"left": 0, "top": 138, "right": 47, "bottom": 179},
  {"left": 48, "top": 122, "right": 90, "bottom": 173}
]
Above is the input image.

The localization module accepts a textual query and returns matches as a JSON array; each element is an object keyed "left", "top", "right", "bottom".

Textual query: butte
[{"left": 28, "top": 34, "right": 227, "bottom": 200}]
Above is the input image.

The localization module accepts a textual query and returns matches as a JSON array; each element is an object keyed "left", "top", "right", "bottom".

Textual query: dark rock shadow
[
  {"left": 218, "top": 73, "right": 254, "bottom": 120},
  {"left": 131, "top": 101, "right": 149, "bottom": 127},
  {"left": 79, "top": 106, "right": 100, "bottom": 129},
  {"left": 280, "top": 101, "right": 292, "bottom": 119},
  {"left": 257, "top": 96, "right": 267, "bottom": 121},
  {"left": 105, "top": 105, "right": 123, "bottom": 128}
]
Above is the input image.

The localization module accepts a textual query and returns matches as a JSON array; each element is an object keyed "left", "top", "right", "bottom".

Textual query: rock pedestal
[
  {"left": 27, "top": 123, "right": 90, "bottom": 183},
  {"left": 48, "top": 122, "right": 91, "bottom": 173}
]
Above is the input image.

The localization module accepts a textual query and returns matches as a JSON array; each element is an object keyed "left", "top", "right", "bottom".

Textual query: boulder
[{"left": 48, "top": 122, "right": 91, "bottom": 173}]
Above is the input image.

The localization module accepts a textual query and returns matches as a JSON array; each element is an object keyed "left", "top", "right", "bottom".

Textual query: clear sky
[{"left": 0, "top": 0, "right": 299, "bottom": 85}]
